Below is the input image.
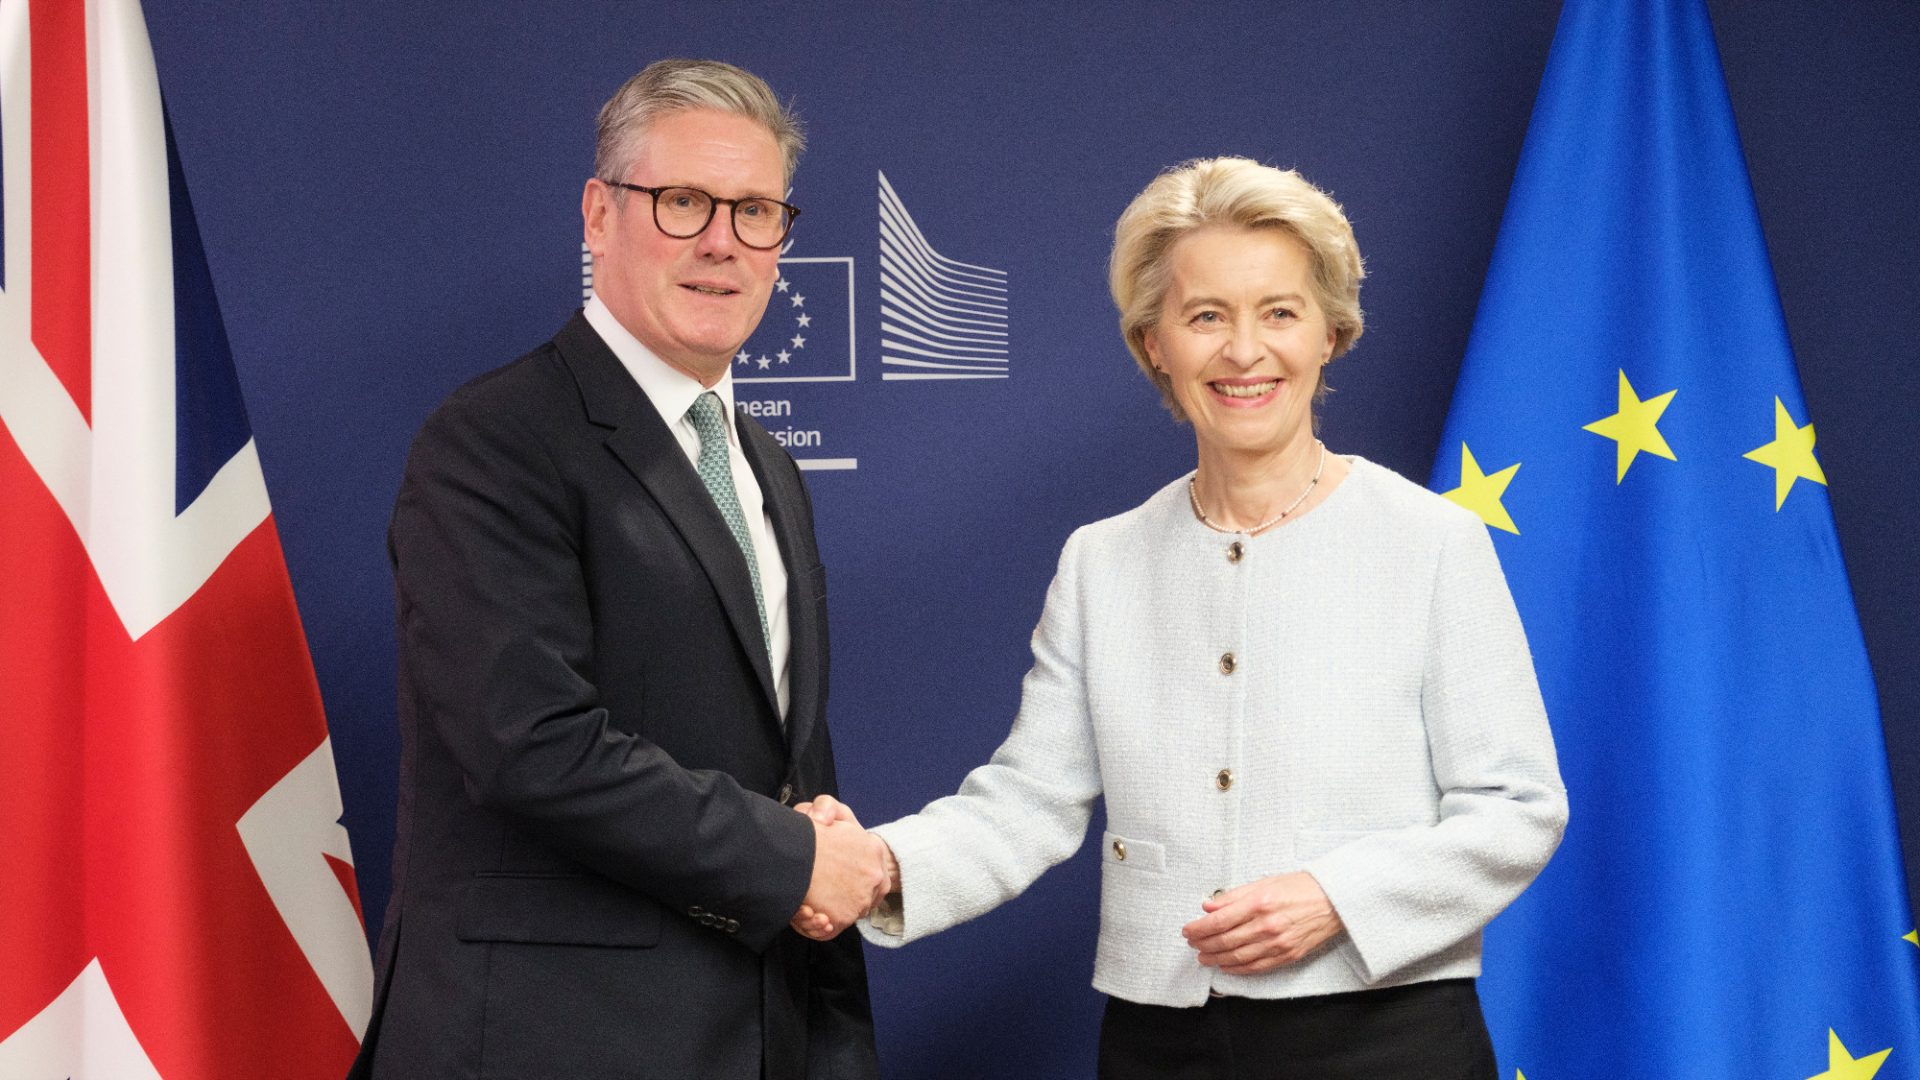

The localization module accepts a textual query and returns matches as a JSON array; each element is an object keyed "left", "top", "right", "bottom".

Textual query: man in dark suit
[{"left": 349, "top": 60, "right": 887, "bottom": 1080}]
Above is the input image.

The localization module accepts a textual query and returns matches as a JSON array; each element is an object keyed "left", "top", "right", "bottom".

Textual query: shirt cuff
[{"left": 862, "top": 891, "right": 905, "bottom": 939}]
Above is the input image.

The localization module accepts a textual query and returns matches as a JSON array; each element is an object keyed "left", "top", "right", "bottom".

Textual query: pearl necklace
[{"left": 1188, "top": 441, "right": 1327, "bottom": 537}]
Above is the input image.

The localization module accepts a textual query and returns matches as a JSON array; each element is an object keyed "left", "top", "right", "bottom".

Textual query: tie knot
[{"left": 688, "top": 391, "right": 728, "bottom": 445}]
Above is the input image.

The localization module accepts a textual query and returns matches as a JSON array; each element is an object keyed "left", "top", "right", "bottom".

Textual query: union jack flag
[{"left": 0, "top": 1, "right": 370, "bottom": 1076}]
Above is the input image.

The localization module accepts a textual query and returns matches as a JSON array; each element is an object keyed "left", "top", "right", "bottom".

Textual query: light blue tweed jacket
[{"left": 863, "top": 458, "right": 1568, "bottom": 1006}]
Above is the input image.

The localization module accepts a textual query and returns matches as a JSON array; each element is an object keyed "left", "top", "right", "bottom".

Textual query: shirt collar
[{"left": 584, "top": 293, "right": 737, "bottom": 444}]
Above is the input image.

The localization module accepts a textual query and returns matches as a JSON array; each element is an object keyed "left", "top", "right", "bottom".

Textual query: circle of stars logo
[{"left": 735, "top": 276, "right": 812, "bottom": 372}]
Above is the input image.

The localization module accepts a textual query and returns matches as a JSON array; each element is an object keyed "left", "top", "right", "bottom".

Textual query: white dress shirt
[{"left": 584, "top": 295, "right": 791, "bottom": 720}]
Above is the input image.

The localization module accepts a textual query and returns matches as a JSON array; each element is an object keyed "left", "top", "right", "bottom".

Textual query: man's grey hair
[{"left": 594, "top": 58, "right": 804, "bottom": 187}]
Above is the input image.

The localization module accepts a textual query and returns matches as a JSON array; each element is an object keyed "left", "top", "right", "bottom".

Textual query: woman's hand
[{"left": 1180, "top": 871, "right": 1343, "bottom": 975}]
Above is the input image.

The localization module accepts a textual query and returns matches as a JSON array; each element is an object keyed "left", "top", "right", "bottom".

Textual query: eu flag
[
  {"left": 735, "top": 257, "right": 856, "bottom": 383},
  {"left": 1429, "top": 1, "right": 1920, "bottom": 1076}
]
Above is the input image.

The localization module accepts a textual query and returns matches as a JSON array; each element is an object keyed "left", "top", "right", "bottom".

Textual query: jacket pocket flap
[
  {"left": 457, "top": 874, "right": 662, "bottom": 947},
  {"left": 1100, "top": 830, "right": 1168, "bottom": 874}
]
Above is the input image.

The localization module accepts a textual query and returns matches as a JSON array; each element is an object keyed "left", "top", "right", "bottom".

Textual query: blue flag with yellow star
[{"left": 1430, "top": 1, "right": 1920, "bottom": 1076}]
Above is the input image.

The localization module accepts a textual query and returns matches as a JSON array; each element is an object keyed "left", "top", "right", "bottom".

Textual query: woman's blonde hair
[{"left": 1109, "top": 157, "right": 1364, "bottom": 420}]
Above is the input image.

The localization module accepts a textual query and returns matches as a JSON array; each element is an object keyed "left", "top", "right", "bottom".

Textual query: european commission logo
[
  {"left": 577, "top": 171, "right": 1007, "bottom": 385},
  {"left": 575, "top": 169, "right": 1010, "bottom": 471}
]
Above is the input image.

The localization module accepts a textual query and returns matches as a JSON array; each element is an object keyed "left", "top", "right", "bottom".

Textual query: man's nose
[{"left": 693, "top": 205, "right": 740, "bottom": 256}]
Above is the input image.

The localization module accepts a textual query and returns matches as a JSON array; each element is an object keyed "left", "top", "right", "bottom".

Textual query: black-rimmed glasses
[{"left": 604, "top": 182, "right": 800, "bottom": 250}]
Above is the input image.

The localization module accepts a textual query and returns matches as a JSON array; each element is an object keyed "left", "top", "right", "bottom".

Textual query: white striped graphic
[{"left": 878, "top": 171, "right": 1008, "bottom": 380}]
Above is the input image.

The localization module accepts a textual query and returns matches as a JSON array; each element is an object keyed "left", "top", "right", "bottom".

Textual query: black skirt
[{"left": 1097, "top": 978, "right": 1497, "bottom": 1080}]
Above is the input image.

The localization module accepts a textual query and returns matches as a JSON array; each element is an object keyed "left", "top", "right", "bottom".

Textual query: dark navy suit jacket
[{"left": 349, "top": 313, "right": 878, "bottom": 1080}]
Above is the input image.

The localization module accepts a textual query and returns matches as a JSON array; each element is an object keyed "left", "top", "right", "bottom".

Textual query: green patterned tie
[{"left": 687, "top": 392, "right": 769, "bottom": 655}]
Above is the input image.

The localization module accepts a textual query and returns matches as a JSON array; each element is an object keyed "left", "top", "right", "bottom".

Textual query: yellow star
[
  {"left": 1441, "top": 443, "right": 1520, "bottom": 534},
  {"left": 1904, "top": 930, "right": 1917, "bottom": 947},
  {"left": 1806, "top": 1029, "right": 1891, "bottom": 1080},
  {"left": 1582, "top": 370, "right": 1677, "bottom": 482},
  {"left": 1744, "top": 397, "right": 1827, "bottom": 510}
]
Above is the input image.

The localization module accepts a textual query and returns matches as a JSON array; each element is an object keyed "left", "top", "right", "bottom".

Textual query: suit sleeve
[
  {"left": 391, "top": 387, "right": 812, "bottom": 952},
  {"left": 1302, "top": 512, "right": 1569, "bottom": 982}
]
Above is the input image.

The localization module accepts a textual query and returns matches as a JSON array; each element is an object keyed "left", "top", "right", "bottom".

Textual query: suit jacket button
[
  {"left": 778, "top": 783, "right": 795, "bottom": 805},
  {"left": 1112, "top": 840, "right": 1127, "bottom": 861},
  {"left": 1219, "top": 652, "right": 1237, "bottom": 675},
  {"left": 1216, "top": 768, "right": 1234, "bottom": 791}
]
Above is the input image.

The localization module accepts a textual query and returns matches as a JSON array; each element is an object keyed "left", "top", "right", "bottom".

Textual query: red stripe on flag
[
  {"left": 30, "top": 0, "right": 93, "bottom": 424},
  {"left": 0, "top": 397, "right": 91, "bottom": 1037},
  {"left": 325, "top": 854, "right": 367, "bottom": 932}
]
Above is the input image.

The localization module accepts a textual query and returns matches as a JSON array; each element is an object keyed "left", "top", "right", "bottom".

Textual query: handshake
[{"left": 791, "top": 795, "right": 899, "bottom": 941}]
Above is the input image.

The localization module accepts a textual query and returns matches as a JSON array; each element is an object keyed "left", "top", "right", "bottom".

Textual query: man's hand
[
  {"left": 798, "top": 795, "right": 900, "bottom": 896},
  {"left": 1180, "top": 871, "right": 1344, "bottom": 975},
  {"left": 789, "top": 797, "right": 890, "bottom": 941},
  {"left": 796, "top": 794, "right": 859, "bottom": 828}
]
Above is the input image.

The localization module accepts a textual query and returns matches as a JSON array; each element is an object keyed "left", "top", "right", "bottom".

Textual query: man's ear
[{"left": 582, "top": 179, "right": 612, "bottom": 260}]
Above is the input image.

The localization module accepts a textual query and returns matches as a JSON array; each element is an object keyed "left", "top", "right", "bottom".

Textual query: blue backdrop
[{"left": 141, "top": 2, "right": 1920, "bottom": 1075}]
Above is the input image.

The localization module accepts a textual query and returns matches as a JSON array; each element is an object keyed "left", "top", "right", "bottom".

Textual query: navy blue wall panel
[{"left": 139, "top": 3, "right": 1919, "bottom": 1075}]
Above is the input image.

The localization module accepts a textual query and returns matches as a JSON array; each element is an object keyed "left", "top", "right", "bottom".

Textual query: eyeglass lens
[{"left": 653, "top": 187, "right": 791, "bottom": 248}]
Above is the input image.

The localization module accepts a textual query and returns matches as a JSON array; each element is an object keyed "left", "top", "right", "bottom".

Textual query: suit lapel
[
  {"left": 737, "top": 416, "right": 822, "bottom": 757},
  {"left": 551, "top": 314, "right": 781, "bottom": 720}
]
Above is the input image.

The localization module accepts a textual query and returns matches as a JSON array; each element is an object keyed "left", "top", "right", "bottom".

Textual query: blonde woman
[{"left": 804, "top": 158, "right": 1566, "bottom": 1079}]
